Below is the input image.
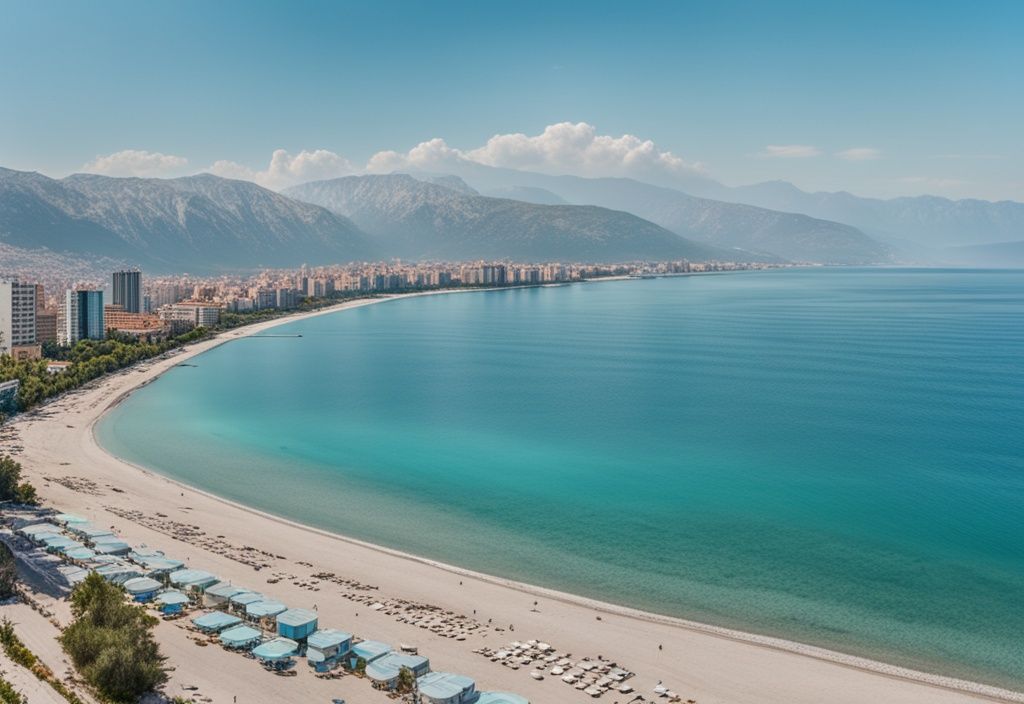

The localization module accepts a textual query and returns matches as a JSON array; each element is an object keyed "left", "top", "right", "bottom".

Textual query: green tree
[
  {"left": 0, "top": 456, "right": 36, "bottom": 505},
  {"left": 0, "top": 544, "right": 17, "bottom": 600},
  {"left": 60, "top": 574, "right": 167, "bottom": 702},
  {"left": 396, "top": 665, "right": 415, "bottom": 693}
]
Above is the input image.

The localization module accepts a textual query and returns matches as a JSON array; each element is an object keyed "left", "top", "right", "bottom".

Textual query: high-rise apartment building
[
  {"left": 62, "top": 289, "right": 105, "bottom": 345},
  {"left": 112, "top": 270, "right": 142, "bottom": 313},
  {"left": 0, "top": 280, "right": 37, "bottom": 356}
]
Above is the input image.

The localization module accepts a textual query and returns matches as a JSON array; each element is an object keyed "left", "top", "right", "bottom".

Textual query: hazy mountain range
[
  {"left": 0, "top": 168, "right": 373, "bottom": 272},
  {"left": 397, "top": 159, "right": 1022, "bottom": 264},
  {"left": 284, "top": 174, "right": 738, "bottom": 263},
  {"left": 1, "top": 159, "right": 1021, "bottom": 273}
]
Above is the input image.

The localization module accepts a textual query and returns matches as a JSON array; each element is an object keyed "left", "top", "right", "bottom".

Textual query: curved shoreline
[{"left": 23, "top": 285, "right": 1024, "bottom": 704}]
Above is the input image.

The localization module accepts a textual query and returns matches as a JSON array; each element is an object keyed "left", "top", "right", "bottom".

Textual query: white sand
[{"left": 8, "top": 292, "right": 1023, "bottom": 704}]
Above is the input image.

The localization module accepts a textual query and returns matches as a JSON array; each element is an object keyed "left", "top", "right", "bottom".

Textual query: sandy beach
[{"left": 5, "top": 291, "right": 1023, "bottom": 704}]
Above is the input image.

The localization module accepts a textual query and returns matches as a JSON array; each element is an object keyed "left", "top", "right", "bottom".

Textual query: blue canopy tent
[
  {"left": 367, "top": 653, "right": 431, "bottom": 689},
  {"left": 477, "top": 694, "right": 530, "bottom": 704},
  {"left": 192, "top": 611, "right": 243, "bottom": 633},
  {"left": 219, "top": 625, "right": 263, "bottom": 650},
  {"left": 246, "top": 599, "right": 287, "bottom": 620},
  {"left": 252, "top": 637, "right": 299, "bottom": 669},
  {"left": 169, "top": 569, "right": 219, "bottom": 592},
  {"left": 417, "top": 672, "right": 478, "bottom": 704},
  {"left": 155, "top": 590, "right": 190, "bottom": 615},
  {"left": 350, "top": 640, "right": 391, "bottom": 669},
  {"left": 123, "top": 577, "right": 163, "bottom": 602},
  {"left": 228, "top": 591, "right": 264, "bottom": 614}
]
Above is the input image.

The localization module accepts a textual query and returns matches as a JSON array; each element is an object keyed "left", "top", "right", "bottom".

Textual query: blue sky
[{"left": 1, "top": 0, "right": 1020, "bottom": 200}]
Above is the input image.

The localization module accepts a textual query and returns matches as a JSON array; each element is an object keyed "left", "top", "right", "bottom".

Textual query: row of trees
[
  {"left": 0, "top": 327, "right": 209, "bottom": 412},
  {"left": 60, "top": 573, "right": 167, "bottom": 702}
]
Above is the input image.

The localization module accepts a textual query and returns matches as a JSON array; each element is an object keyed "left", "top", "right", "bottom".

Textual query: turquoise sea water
[{"left": 97, "top": 269, "right": 1024, "bottom": 690}]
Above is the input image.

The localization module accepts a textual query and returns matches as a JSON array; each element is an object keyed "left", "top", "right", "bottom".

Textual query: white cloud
[
  {"left": 207, "top": 149, "right": 356, "bottom": 190},
  {"left": 836, "top": 147, "right": 881, "bottom": 161},
  {"left": 366, "top": 122, "right": 704, "bottom": 182},
  {"left": 82, "top": 149, "right": 188, "bottom": 177},
  {"left": 759, "top": 144, "right": 821, "bottom": 158},
  {"left": 365, "top": 138, "right": 465, "bottom": 173}
]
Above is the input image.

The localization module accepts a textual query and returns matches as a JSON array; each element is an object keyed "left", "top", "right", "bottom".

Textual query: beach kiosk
[
  {"left": 276, "top": 608, "right": 318, "bottom": 643},
  {"left": 477, "top": 694, "right": 529, "bottom": 704},
  {"left": 367, "top": 653, "right": 431, "bottom": 690},
  {"left": 169, "top": 569, "right": 219, "bottom": 593},
  {"left": 123, "top": 577, "right": 163, "bottom": 602},
  {"left": 204, "top": 582, "right": 247, "bottom": 608},
  {"left": 417, "top": 672, "right": 478, "bottom": 704},
  {"left": 192, "top": 611, "right": 243, "bottom": 634},
  {"left": 155, "top": 590, "right": 190, "bottom": 616},
  {"left": 219, "top": 624, "right": 263, "bottom": 651},
  {"left": 306, "top": 629, "right": 353, "bottom": 672},
  {"left": 252, "top": 637, "right": 299, "bottom": 670}
]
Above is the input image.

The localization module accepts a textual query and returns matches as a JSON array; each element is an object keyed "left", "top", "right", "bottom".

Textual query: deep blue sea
[{"left": 97, "top": 268, "right": 1024, "bottom": 690}]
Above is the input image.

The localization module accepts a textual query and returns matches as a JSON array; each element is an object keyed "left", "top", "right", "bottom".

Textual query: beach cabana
[
  {"left": 93, "top": 539, "right": 132, "bottom": 556},
  {"left": 228, "top": 591, "right": 264, "bottom": 615},
  {"left": 169, "top": 569, "right": 219, "bottom": 592},
  {"left": 123, "top": 577, "right": 163, "bottom": 602},
  {"left": 367, "top": 653, "right": 431, "bottom": 690},
  {"left": 350, "top": 640, "right": 391, "bottom": 669},
  {"left": 69, "top": 524, "right": 114, "bottom": 540},
  {"left": 155, "top": 590, "right": 190, "bottom": 615},
  {"left": 64, "top": 547, "right": 96, "bottom": 562},
  {"left": 252, "top": 637, "right": 299, "bottom": 668},
  {"left": 219, "top": 625, "right": 263, "bottom": 650},
  {"left": 192, "top": 611, "right": 243, "bottom": 634},
  {"left": 246, "top": 599, "right": 287, "bottom": 620},
  {"left": 204, "top": 582, "right": 247, "bottom": 608},
  {"left": 56, "top": 565, "right": 90, "bottom": 587},
  {"left": 275, "top": 608, "right": 317, "bottom": 641},
  {"left": 54, "top": 513, "right": 88, "bottom": 526},
  {"left": 140, "top": 557, "right": 184, "bottom": 577},
  {"left": 306, "top": 629, "right": 353, "bottom": 671},
  {"left": 477, "top": 694, "right": 530, "bottom": 704},
  {"left": 16, "top": 522, "right": 63, "bottom": 538},
  {"left": 417, "top": 672, "right": 478, "bottom": 704},
  {"left": 95, "top": 564, "right": 142, "bottom": 585},
  {"left": 42, "top": 535, "right": 80, "bottom": 552}
]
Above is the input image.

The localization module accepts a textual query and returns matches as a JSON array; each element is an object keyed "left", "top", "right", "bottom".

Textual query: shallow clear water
[{"left": 97, "top": 268, "right": 1024, "bottom": 690}]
